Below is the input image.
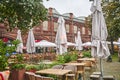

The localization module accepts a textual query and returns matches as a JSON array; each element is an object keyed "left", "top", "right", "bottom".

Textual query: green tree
[
  {"left": 103, "top": 1, "right": 120, "bottom": 40},
  {"left": 102, "top": 1, "right": 120, "bottom": 54},
  {"left": 0, "top": 0, "right": 47, "bottom": 32}
]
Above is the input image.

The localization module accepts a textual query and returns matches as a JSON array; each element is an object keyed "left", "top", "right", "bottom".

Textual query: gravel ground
[
  {"left": 85, "top": 59, "right": 120, "bottom": 80},
  {"left": 97, "top": 59, "right": 120, "bottom": 80}
]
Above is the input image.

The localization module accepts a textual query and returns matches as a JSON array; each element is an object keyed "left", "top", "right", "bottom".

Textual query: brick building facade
[{"left": 0, "top": 7, "right": 91, "bottom": 45}]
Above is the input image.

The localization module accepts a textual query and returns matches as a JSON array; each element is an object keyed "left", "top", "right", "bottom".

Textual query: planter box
[{"left": 10, "top": 69, "right": 25, "bottom": 80}]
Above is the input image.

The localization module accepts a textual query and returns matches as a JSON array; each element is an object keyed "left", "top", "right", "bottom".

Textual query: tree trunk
[{"left": 110, "top": 36, "right": 114, "bottom": 55}]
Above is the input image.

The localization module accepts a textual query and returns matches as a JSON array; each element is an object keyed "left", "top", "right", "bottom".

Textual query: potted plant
[
  {"left": 25, "top": 64, "right": 38, "bottom": 73},
  {"left": 10, "top": 54, "right": 26, "bottom": 80},
  {"left": 10, "top": 63, "right": 26, "bottom": 80}
]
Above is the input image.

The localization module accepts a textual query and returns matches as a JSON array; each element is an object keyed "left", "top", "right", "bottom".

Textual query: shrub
[
  {"left": 56, "top": 55, "right": 65, "bottom": 63},
  {"left": 63, "top": 52, "right": 71, "bottom": 63},
  {"left": 11, "top": 63, "right": 26, "bottom": 70},
  {"left": 37, "top": 62, "right": 46, "bottom": 70},
  {"left": 82, "top": 50, "right": 91, "bottom": 58},
  {"left": 25, "top": 65, "right": 38, "bottom": 71},
  {"left": 70, "top": 53, "right": 78, "bottom": 61}
]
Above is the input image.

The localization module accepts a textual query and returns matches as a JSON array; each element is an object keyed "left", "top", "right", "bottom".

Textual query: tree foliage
[
  {"left": 102, "top": 1, "right": 120, "bottom": 40},
  {"left": 0, "top": 0, "right": 47, "bottom": 32},
  {"left": 0, "top": 39, "right": 19, "bottom": 71}
]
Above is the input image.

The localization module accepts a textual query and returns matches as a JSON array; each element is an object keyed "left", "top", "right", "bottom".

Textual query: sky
[{"left": 43, "top": 0, "right": 92, "bottom": 17}]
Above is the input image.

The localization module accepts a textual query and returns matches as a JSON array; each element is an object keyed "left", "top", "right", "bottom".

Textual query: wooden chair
[
  {"left": 90, "top": 75, "right": 115, "bottom": 80},
  {"left": 25, "top": 72, "right": 35, "bottom": 80},
  {"left": 90, "top": 74, "right": 100, "bottom": 80},
  {"left": 34, "top": 75, "right": 42, "bottom": 80},
  {"left": 24, "top": 72, "right": 31, "bottom": 80},
  {"left": 63, "top": 65, "right": 77, "bottom": 80},
  {"left": 92, "top": 72, "right": 101, "bottom": 75},
  {"left": 30, "top": 74, "right": 35, "bottom": 80},
  {"left": 103, "top": 75, "right": 115, "bottom": 80},
  {"left": 42, "top": 76, "right": 54, "bottom": 80},
  {"left": 76, "top": 65, "right": 85, "bottom": 80},
  {"left": 82, "top": 60, "right": 93, "bottom": 72}
]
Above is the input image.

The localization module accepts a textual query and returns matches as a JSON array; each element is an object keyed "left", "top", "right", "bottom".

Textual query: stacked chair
[
  {"left": 82, "top": 60, "right": 93, "bottom": 72},
  {"left": 90, "top": 72, "right": 115, "bottom": 80},
  {"left": 63, "top": 65, "right": 77, "bottom": 80},
  {"left": 76, "top": 65, "right": 85, "bottom": 80}
]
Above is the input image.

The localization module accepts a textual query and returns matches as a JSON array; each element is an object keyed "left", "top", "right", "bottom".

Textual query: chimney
[
  {"left": 48, "top": 7, "right": 53, "bottom": 16},
  {"left": 69, "top": 13, "right": 73, "bottom": 19}
]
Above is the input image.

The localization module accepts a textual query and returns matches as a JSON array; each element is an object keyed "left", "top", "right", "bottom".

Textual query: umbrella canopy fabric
[
  {"left": 82, "top": 42, "right": 92, "bottom": 46},
  {"left": 16, "top": 30, "right": 23, "bottom": 53},
  {"left": 75, "top": 36, "right": 77, "bottom": 44},
  {"left": 107, "top": 41, "right": 120, "bottom": 45},
  {"left": 35, "top": 40, "right": 57, "bottom": 47},
  {"left": 76, "top": 31, "right": 83, "bottom": 51},
  {"left": 55, "top": 16, "right": 67, "bottom": 55},
  {"left": 91, "top": 0, "right": 110, "bottom": 58},
  {"left": 26, "top": 29, "right": 35, "bottom": 53},
  {"left": 67, "top": 42, "right": 76, "bottom": 46}
]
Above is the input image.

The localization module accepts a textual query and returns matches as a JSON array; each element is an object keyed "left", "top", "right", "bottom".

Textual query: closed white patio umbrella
[
  {"left": 55, "top": 16, "right": 67, "bottom": 55},
  {"left": 26, "top": 28, "right": 35, "bottom": 53},
  {"left": 16, "top": 30, "right": 23, "bottom": 53},
  {"left": 76, "top": 31, "right": 83, "bottom": 51},
  {"left": 107, "top": 41, "right": 120, "bottom": 45},
  {"left": 91, "top": 0, "right": 110, "bottom": 79},
  {"left": 67, "top": 42, "right": 76, "bottom": 46},
  {"left": 82, "top": 42, "right": 92, "bottom": 46}
]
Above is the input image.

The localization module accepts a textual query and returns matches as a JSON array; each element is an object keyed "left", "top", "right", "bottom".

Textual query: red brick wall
[{"left": 0, "top": 8, "right": 91, "bottom": 45}]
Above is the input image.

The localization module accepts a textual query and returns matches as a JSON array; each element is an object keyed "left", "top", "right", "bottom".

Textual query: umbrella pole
[{"left": 100, "top": 58, "right": 103, "bottom": 80}]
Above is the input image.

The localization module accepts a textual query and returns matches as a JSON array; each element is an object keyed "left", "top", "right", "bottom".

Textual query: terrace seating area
[{"left": 0, "top": 51, "right": 118, "bottom": 80}]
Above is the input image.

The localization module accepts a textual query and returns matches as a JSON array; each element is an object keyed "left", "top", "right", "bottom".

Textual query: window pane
[
  {"left": 43, "top": 21, "right": 48, "bottom": 31},
  {"left": 66, "top": 24, "right": 69, "bottom": 33},
  {"left": 74, "top": 26, "right": 77, "bottom": 33},
  {"left": 82, "top": 27, "right": 85, "bottom": 34},
  {"left": 88, "top": 30, "right": 91, "bottom": 35},
  {"left": 54, "top": 22, "right": 58, "bottom": 31}
]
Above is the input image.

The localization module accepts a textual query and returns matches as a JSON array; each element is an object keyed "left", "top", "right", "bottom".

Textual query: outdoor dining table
[
  {"left": 36, "top": 69, "right": 72, "bottom": 80},
  {"left": 64, "top": 62, "right": 85, "bottom": 67},
  {"left": 64, "top": 62, "right": 86, "bottom": 80},
  {"left": 77, "top": 58, "right": 96, "bottom": 63}
]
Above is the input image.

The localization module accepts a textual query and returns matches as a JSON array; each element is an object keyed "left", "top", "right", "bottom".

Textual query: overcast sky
[{"left": 43, "top": 0, "right": 92, "bottom": 17}]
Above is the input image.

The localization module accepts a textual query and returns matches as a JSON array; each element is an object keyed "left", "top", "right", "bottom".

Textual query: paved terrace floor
[{"left": 85, "top": 58, "right": 120, "bottom": 80}]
